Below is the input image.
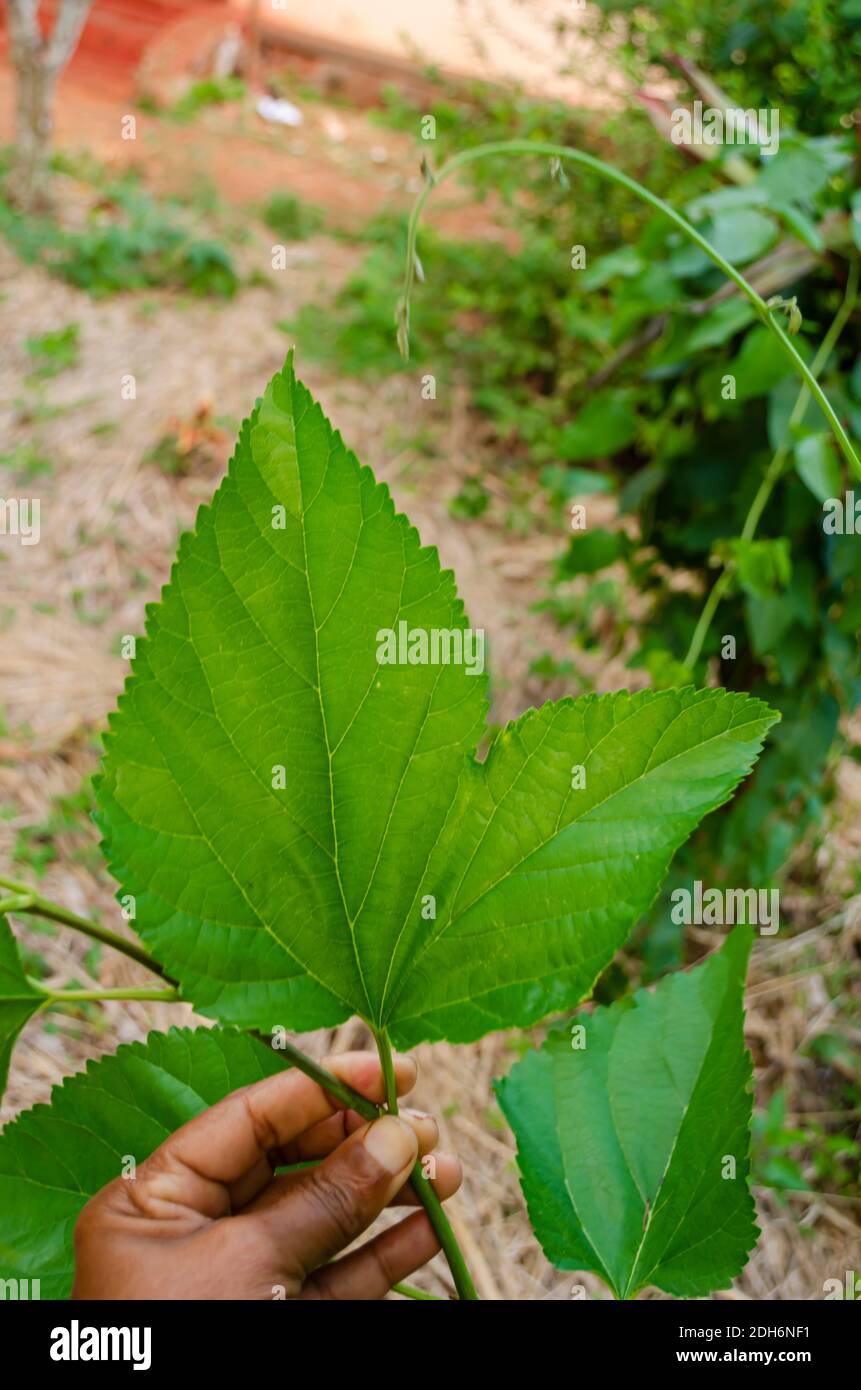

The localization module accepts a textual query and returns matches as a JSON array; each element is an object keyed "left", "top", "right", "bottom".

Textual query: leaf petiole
[
  {"left": 0, "top": 873, "right": 171, "bottom": 980},
  {"left": 391, "top": 1280, "right": 445, "bottom": 1301},
  {"left": 373, "top": 1025, "right": 478, "bottom": 1302},
  {"left": 26, "top": 979, "right": 180, "bottom": 1004}
]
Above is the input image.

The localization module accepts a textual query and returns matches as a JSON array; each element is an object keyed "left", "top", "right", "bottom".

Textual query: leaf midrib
[{"left": 291, "top": 382, "right": 373, "bottom": 1019}]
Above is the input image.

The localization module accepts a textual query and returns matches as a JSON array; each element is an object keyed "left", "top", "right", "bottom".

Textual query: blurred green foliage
[
  {"left": 753, "top": 1072, "right": 861, "bottom": 1201},
  {"left": 586, "top": 0, "right": 861, "bottom": 134},
  {"left": 261, "top": 191, "right": 325, "bottom": 242},
  {"left": 169, "top": 77, "right": 246, "bottom": 123},
  {"left": 0, "top": 156, "right": 238, "bottom": 298},
  {"left": 24, "top": 324, "right": 80, "bottom": 379}
]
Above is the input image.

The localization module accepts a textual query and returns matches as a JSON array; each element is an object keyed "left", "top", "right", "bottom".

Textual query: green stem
[
  {"left": 391, "top": 1280, "right": 445, "bottom": 1301},
  {"left": 26, "top": 979, "right": 180, "bottom": 1004},
  {"left": 0, "top": 873, "right": 173, "bottom": 981},
  {"left": 376, "top": 1023, "right": 399, "bottom": 1114},
  {"left": 256, "top": 1031, "right": 379, "bottom": 1120},
  {"left": 0, "top": 895, "right": 36, "bottom": 914},
  {"left": 683, "top": 257, "right": 860, "bottom": 669},
  {"left": 400, "top": 140, "right": 860, "bottom": 479},
  {"left": 373, "top": 1025, "right": 479, "bottom": 1302},
  {"left": 683, "top": 571, "right": 733, "bottom": 673}
]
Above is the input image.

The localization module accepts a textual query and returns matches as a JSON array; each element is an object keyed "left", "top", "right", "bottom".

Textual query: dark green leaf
[{"left": 496, "top": 925, "right": 757, "bottom": 1298}]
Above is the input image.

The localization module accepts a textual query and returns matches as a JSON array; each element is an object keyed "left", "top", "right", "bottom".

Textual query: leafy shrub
[
  {"left": 0, "top": 172, "right": 238, "bottom": 298},
  {"left": 170, "top": 77, "right": 246, "bottom": 123},
  {"left": 261, "top": 191, "right": 325, "bottom": 242},
  {"left": 24, "top": 324, "right": 79, "bottom": 379},
  {"left": 586, "top": 0, "right": 861, "bottom": 134}
]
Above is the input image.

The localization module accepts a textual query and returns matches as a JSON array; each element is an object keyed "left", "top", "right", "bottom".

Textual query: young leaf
[
  {"left": 0, "top": 915, "right": 44, "bottom": 1099},
  {"left": 794, "top": 433, "right": 841, "bottom": 504},
  {"left": 97, "top": 355, "right": 778, "bottom": 1046},
  {"left": 496, "top": 925, "right": 757, "bottom": 1299},
  {"left": 0, "top": 1027, "right": 284, "bottom": 1298}
]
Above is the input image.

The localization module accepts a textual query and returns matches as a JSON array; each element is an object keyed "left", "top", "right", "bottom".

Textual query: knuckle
[
  {"left": 367, "top": 1239, "right": 398, "bottom": 1293},
  {"left": 302, "top": 1167, "right": 365, "bottom": 1246},
  {"left": 238, "top": 1089, "right": 281, "bottom": 1156}
]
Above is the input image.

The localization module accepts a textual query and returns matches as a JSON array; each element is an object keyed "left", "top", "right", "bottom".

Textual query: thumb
[{"left": 245, "top": 1114, "right": 419, "bottom": 1278}]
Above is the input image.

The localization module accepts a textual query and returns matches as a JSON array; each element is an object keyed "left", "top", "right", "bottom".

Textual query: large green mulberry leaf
[
  {"left": 97, "top": 353, "right": 488, "bottom": 1033},
  {"left": 0, "top": 915, "right": 44, "bottom": 1100},
  {"left": 496, "top": 924, "right": 758, "bottom": 1299},
  {"left": 97, "top": 354, "right": 778, "bottom": 1045},
  {"left": 0, "top": 1027, "right": 284, "bottom": 1298}
]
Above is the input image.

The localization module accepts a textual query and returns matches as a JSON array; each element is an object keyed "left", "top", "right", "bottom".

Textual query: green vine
[
  {"left": 397, "top": 140, "right": 860, "bottom": 481},
  {"left": 397, "top": 138, "right": 860, "bottom": 680}
]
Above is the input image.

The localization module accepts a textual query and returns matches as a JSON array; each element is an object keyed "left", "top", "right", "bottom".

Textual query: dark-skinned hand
[{"left": 72, "top": 1050, "right": 460, "bottom": 1300}]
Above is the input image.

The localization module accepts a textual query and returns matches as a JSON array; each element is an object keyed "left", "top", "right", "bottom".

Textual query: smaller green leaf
[
  {"left": 708, "top": 209, "right": 778, "bottom": 265},
  {"left": 637, "top": 648, "right": 694, "bottom": 689},
  {"left": 729, "top": 326, "right": 796, "bottom": 401},
  {"left": 496, "top": 925, "right": 757, "bottom": 1300},
  {"left": 725, "top": 537, "right": 792, "bottom": 598},
  {"left": 773, "top": 203, "right": 824, "bottom": 254},
  {"left": 759, "top": 146, "right": 833, "bottom": 207},
  {"left": 795, "top": 433, "right": 841, "bottom": 503},
  {"left": 0, "top": 915, "right": 44, "bottom": 1099},
  {"left": 558, "top": 393, "right": 638, "bottom": 462},
  {"left": 686, "top": 300, "right": 757, "bottom": 353},
  {"left": 540, "top": 465, "right": 614, "bottom": 501},
  {"left": 556, "top": 527, "right": 626, "bottom": 577},
  {"left": 849, "top": 190, "right": 861, "bottom": 254},
  {"left": 581, "top": 246, "right": 642, "bottom": 290}
]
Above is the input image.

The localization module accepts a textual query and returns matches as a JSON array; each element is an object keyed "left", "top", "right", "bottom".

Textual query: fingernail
[
  {"left": 402, "top": 1107, "right": 432, "bottom": 1122},
  {"left": 364, "top": 1115, "right": 418, "bottom": 1174}
]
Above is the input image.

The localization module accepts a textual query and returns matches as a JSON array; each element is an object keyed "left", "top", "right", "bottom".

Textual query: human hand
[{"left": 72, "top": 1050, "right": 461, "bottom": 1300}]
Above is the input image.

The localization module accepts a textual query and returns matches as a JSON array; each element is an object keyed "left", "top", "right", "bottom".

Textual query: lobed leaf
[
  {"left": 496, "top": 924, "right": 758, "bottom": 1298},
  {"left": 96, "top": 355, "right": 779, "bottom": 1046}
]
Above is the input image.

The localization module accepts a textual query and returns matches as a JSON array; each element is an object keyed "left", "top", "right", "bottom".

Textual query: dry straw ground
[{"left": 0, "top": 104, "right": 859, "bottom": 1300}]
